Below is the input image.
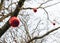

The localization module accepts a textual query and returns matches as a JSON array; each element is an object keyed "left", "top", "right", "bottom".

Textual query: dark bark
[
  {"left": 0, "top": 0, "right": 25, "bottom": 37},
  {"left": 0, "top": 0, "right": 4, "bottom": 10}
]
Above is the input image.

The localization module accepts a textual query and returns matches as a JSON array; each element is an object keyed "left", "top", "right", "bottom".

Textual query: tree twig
[
  {"left": 0, "top": 0, "right": 4, "bottom": 10},
  {"left": 27, "top": 26, "right": 60, "bottom": 43},
  {"left": 44, "top": 2, "right": 60, "bottom": 8}
]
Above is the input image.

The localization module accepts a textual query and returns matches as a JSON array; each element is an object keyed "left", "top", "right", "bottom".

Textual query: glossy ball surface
[
  {"left": 53, "top": 23, "right": 55, "bottom": 25},
  {"left": 33, "top": 8, "right": 37, "bottom": 13},
  {"left": 9, "top": 17, "right": 20, "bottom": 27}
]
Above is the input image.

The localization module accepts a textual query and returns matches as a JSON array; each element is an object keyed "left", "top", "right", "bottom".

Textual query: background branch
[
  {"left": 27, "top": 26, "right": 60, "bottom": 43},
  {"left": 0, "top": 0, "right": 4, "bottom": 10}
]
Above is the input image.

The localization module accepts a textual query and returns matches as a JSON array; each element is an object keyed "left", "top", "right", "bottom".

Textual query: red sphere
[
  {"left": 33, "top": 8, "right": 37, "bottom": 13},
  {"left": 53, "top": 23, "right": 55, "bottom": 25},
  {"left": 9, "top": 17, "right": 20, "bottom": 27}
]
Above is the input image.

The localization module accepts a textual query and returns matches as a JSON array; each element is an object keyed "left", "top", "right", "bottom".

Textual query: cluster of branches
[{"left": 0, "top": 0, "right": 60, "bottom": 43}]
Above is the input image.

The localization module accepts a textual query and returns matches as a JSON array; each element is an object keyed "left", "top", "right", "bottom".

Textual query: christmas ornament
[
  {"left": 33, "top": 8, "right": 37, "bottom": 13},
  {"left": 9, "top": 16, "right": 20, "bottom": 27},
  {"left": 53, "top": 23, "right": 55, "bottom": 25}
]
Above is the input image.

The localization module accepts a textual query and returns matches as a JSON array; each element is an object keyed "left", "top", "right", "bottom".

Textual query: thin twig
[
  {"left": 40, "top": 0, "right": 53, "bottom": 6},
  {"left": 27, "top": 26, "right": 60, "bottom": 43},
  {"left": 20, "top": 17, "right": 31, "bottom": 40},
  {"left": 44, "top": 2, "right": 60, "bottom": 8}
]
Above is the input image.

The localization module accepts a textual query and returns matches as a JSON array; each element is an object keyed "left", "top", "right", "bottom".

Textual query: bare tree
[{"left": 0, "top": 0, "right": 60, "bottom": 43}]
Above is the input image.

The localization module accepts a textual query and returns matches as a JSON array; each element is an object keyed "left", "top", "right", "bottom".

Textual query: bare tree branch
[
  {"left": 0, "top": 0, "right": 25, "bottom": 37},
  {"left": 0, "top": 13, "right": 11, "bottom": 22},
  {"left": 27, "top": 26, "right": 60, "bottom": 43},
  {"left": 31, "top": 19, "right": 41, "bottom": 35},
  {"left": 0, "top": 0, "right": 4, "bottom": 10},
  {"left": 44, "top": 2, "right": 60, "bottom": 8},
  {"left": 21, "top": 17, "right": 31, "bottom": 40},
  {"left": 40, "top": 0, "right": 53, "bottom": 6}
]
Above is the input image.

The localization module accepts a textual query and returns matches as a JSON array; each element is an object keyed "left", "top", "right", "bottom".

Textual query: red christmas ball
[
  {"left": 33, "top": 8, "right": 37, "bottom": 13},
  {"left": 53, "top": 23, "right": 55, "bottom": 25},
  {"left": 9, "top": 16, "right": 20, "bottom": 27}
]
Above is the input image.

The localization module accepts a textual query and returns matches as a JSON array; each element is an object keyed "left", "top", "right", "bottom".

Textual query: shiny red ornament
[
  {"left": 9, "top": 17, "right": 20, "bottom": 27},
  {"left": 33, "top": 8, "right": 37, "bottom": 13},
  {"left": 53, "top": 23, "right": 55, "bottom": 25}
]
